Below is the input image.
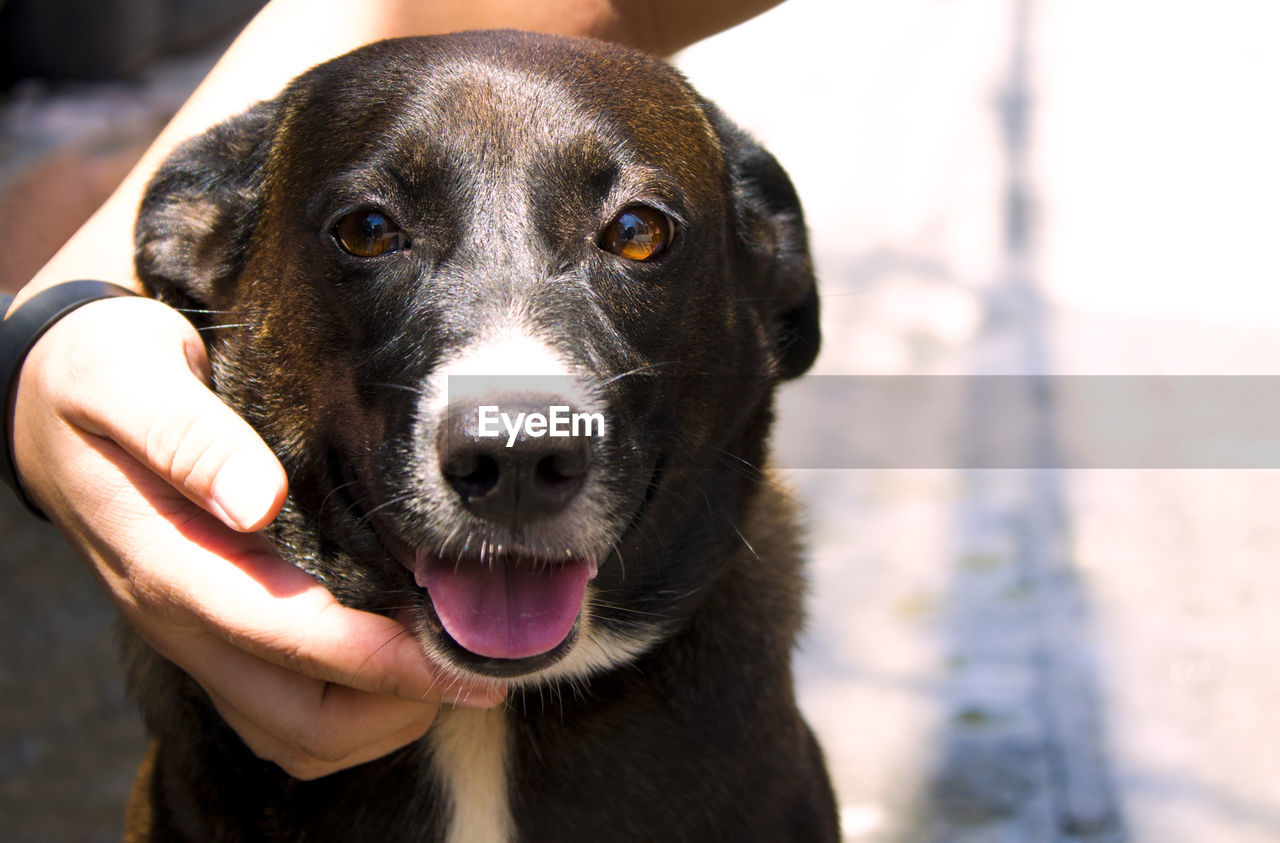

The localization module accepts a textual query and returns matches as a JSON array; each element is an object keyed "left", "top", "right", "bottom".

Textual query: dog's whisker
[
  {"left": 585, "top": 599, "right": 665, "bottom": 620},
  {"left": 598, "top": 361, "right": 673, "bottom": 389},
  {"left": 361, "top": 381, "right": 426, "bottom": 396},
  {"left": 359, "top": 493, "right": 414, "bottom": 522},
  {"left": 706, "top": 450, "right": 809, "bottom": 506},
  {"left": 611, "top": 544, "right": 627, "bottom": 581},
  {"left": 581, "top": 616, "right": 659, "bottom": 636},
  {"left": 687, "top": 474, "right": 760, "bottom": 563},
  {"left": 437, "top": 524, "right": 462, "bottom": 559},
  {"left": 710, "top": 447, "right": 765, "bottom": 478},
  {"left": 580, "top": 629, "right": 619, "bottom": 667},
  {"left": 355, "top": 625, "right": 413, "bottom": 677},
  {"left": 316, "top": 479, "right": 362, "bottom": 522},
  {"left": 195, "top": 322, "right": 257, "bottom": 332},
  {"left": 730, "top": 522, "right": 760, "bottom": 561}
]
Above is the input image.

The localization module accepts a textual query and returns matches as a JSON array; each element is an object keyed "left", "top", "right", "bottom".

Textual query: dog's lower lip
[{"left": 414, "top": 550, "right": 596, "bottom": 661}]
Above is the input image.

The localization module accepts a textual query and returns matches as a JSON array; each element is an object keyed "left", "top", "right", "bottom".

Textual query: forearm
[{"left": 17, "top": 0, "right": 781, "bottom": 307}]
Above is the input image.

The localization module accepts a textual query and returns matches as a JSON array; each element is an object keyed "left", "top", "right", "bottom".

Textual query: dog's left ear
[{"left": 708, "top": 104, "right": 821, "bottom": 380}]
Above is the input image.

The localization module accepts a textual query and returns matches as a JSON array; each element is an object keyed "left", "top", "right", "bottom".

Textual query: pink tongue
[{"left": 416, "top": 553, "right": 591, "bottom": 660}]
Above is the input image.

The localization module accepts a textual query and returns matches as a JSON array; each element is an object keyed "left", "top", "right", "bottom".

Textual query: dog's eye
[
  {"left": 600, "top": 206, "right": 672, "bottom": 262},
  {"left": 333, "top": 210, "right": 408, "bottom": 257}
]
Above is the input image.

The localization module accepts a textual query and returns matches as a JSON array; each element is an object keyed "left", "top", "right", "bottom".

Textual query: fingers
[
  {"left": 54, "top": 430, "right": 505, "bottom": 776},
  {"left": 209, "top": 689, "right": 440, "bottom": 780},
  {"left": 189, "top": 631, "right": 445, "bottom": 779},
  {"left": 17, "top": 296, "right": 286, "bottom": 531},
  {"left": 7, "top": 295, "right": 505, "bottom": 777},
  {"left": 64, "top": 429, "right": 504, "bottom": 705},
  {"left": 100, "top": 480, "right": 503, "bottom": 777}
]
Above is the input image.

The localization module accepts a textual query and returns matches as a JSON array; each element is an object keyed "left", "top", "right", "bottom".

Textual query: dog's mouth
[
  {"left": 344, "top": 442, "right": 663, "bottom": 679},
  {"left": 413, "top": 549, "right": 599, "bottom": 662}
]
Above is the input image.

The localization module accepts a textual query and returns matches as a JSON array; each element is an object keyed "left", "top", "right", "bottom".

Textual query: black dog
[{"left": 128, "top": 30, "right": 834, "bottom": 842}]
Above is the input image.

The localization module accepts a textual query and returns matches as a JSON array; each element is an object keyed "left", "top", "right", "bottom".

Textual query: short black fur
[{"left": 128, "top": 31, "right": 836, "bottom": 842}]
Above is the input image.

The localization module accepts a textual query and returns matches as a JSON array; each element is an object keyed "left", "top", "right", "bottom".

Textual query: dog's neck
[{"left": 428, "top": 705, "right": 513, "bottom": 843}]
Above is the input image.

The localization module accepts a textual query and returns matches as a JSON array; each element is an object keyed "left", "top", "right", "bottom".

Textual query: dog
[{"left": 126, "top": 30, "right": 834, "bottom": 841}]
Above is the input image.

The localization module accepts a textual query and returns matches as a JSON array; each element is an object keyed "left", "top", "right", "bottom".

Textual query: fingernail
[{"left": 210, "top": 451, "right": 281, "bottom": 530}]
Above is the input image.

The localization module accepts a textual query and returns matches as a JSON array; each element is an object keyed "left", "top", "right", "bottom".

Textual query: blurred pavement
[{"left": 680, "top": 1, "right": 1280, "bottom": 841}]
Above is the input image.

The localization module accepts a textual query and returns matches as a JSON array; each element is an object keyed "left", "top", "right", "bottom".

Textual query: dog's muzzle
[{"left": 416, "top": 389, "right": 600, "bottom": 662}]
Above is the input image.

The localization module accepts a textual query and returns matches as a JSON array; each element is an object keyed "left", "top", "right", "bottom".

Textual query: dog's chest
[{"left": 428, "top": 706, "right": 513, "bottom": 843}]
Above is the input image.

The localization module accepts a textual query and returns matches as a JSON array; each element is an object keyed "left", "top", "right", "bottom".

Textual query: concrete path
[{"left": 680, "top": 1, "right": 1280, "bottom": 840}]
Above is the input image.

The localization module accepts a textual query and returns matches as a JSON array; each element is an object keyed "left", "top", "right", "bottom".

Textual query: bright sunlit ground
[{"left": 681, "top": 2, "right": 1280, "bottom": 840}]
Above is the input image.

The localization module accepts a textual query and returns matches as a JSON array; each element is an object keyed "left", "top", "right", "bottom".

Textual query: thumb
[{"left": 43, "top": 297, "right": 286, "bottom": 531}]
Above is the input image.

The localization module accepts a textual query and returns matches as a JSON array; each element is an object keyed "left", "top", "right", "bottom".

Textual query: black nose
[{"left": 436, "top": 393, "right": 593, "bottom": 529}]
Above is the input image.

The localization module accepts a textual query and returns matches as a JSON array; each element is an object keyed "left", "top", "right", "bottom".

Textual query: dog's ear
[
  {"left": 708, "top": 104, "right": 821, "bottom": 380},
  {"left": 135, "top": 101, "right": 275, "bottom": 328}
]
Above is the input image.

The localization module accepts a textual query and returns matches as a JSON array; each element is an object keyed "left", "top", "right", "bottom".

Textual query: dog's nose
[{"left": 436, "top": 393, "right": 593, "bottom": 529}]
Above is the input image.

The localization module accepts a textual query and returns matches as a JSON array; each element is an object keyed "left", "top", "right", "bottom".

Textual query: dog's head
[{"left": 137, "top": 31, "right": 819, "bottom": 686}]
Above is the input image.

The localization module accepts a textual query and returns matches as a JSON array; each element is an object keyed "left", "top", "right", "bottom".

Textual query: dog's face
[{"left": 137, "top": 31, "right": 818, "bottom": 687}]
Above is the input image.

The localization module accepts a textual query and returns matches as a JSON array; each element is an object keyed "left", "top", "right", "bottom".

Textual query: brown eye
[
  {"left": 600, "top": 206, "right": 672, "bottom": 261},
  {"left": 334, "top": 209, "right": 408, "bottom": 257}
]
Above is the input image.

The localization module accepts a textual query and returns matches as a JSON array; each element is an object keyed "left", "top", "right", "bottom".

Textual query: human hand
[{"left": 9, "top": 295, "right": 502, "bottom": 780}]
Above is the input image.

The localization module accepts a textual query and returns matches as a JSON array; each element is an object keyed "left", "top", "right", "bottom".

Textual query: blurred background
[{"left": 4, "top": 0, "right": 1280, "bottom": 839}]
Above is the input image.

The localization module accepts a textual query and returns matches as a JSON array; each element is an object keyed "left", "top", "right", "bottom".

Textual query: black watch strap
[{"left": 1, "top": 281, "right": 139, "bottom": 517}]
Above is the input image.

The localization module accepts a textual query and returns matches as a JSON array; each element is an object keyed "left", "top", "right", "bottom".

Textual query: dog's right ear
[{"left": 135, "top": 101, "right": 275, "bottom": 328}]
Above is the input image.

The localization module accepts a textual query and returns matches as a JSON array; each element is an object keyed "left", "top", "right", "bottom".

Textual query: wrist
[{"left": 1, "top": 281, "right": 139, "bottom": 517}]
